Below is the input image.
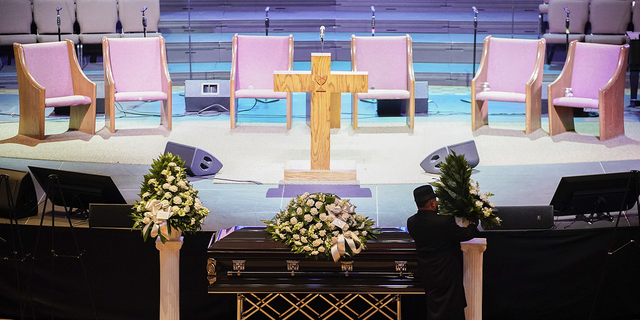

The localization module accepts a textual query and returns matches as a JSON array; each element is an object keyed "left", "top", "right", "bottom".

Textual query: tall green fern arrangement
[{"left": 429, "top": 152, "right": 501, "bottom": 229}]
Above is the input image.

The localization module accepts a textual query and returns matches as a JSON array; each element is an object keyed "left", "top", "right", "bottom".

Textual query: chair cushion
[
  {"left": 485, "top": 37, "right": 540, "bottom": 94},
  {"left": 45, "top": 95, "right": 93, "bottom": 107},
  {"left": 357, "top": 89, "right": 410, "bottom": 100},
  {"left": 553, "top": 97, "right": 599, "bottom": 109},
  {"left": 571, "top": 42, "right": 621, "bottom": 99},
  {"left": 354, "top": 36, "right": 408, "bottom": 91},
  {"left": 22, "top": 41, "right": 74, "bottom": 99},
  {"left": 476, "top": 91, "right": 527, "bottom": 103},
  {"left": 236, "top": 35, "right": 291, "bottom": 91},
  {"left": 37, "top": 34, "right": 79, "bottom": 43},
  {"left": 107, "top": 37, "right": 164, "bottom": 94},
  {"left": 235, "top": 89, "right": 287, "bottom": 99},
  {"left": 115, "top": 91, "right": 168, "bottom": 101}
]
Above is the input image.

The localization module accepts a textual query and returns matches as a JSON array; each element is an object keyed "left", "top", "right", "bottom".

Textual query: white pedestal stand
[
  {"left": 461, "top": 238, "right": 487, "bottom": 320},
  {"left": 156, "top": 235, "right": 184, "bottom": 320}
]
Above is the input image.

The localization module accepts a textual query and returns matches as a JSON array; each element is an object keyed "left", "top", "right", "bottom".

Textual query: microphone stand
[
  {"left": 265, "top": 7, "right": 270, "bottom": 36},
  {"left": 473, "top": 7, "right": 478, "bottom": 78},
  {"left": 142, "top": 7, "right": 148, "bottom": 38},
  {"left": 188, "top": 0, "right": 192, "bottom": 80},
  {"left": 565, "top": 9, "right": 570, "bottom": 54},
  {"left": 320, "top": 26, "right": 325, "bottom": 53},
  {"left": 371, "top": 6, "right": 375, "bottom": 37},
  {"left": 56, "top": 7, "right": 62, "bottom": 41}
]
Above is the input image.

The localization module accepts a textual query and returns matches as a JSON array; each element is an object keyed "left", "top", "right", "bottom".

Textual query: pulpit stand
[
  {"left": 274, "top": 53, "right": 368, "bottom": 181},
  {"left": 156, "top": 236, "right": 184, "bottom": 320}
]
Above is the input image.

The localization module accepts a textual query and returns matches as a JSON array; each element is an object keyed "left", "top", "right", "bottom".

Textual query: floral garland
[
  {"left": 262, "top": 192, "right": 379, "bottom": 262},
  {"left": 132, "top": 153, "right": 211, "bottom": 243},
  {"left": 429, "top": 152, "right": 502, "bottom": 229}
]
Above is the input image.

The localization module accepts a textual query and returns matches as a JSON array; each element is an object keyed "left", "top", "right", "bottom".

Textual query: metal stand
[
  {"left": 142, "top": 6, "right": 148, "bottom": 38},
  {"left": 237, "top": 293, "right": 402, "bottom": 320},
  {"left": 371, "top": 6, "right": 375, "bottom": 37},
  {"left": 565, "top": 7, "right": 570, "bottom": 54},
  {"left": 589, "top": 170, "right": 640, "bottom": 320},
  {"left": 56, "top": 6, "right": 62, "bottom": 42},
  {"left": 28, "top": 173, "right": 98, "bottom": 320},
  {"left": 1, "top": 174, "right": 30, "bottom": 319},
  {"left": 472, "top": 6, "right": 478, "bottom": 78},
  {"left": 265, "top": 7, "right": 270, "bottom": 36}
]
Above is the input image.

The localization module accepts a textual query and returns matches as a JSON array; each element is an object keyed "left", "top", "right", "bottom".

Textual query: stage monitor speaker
[
  {"left": 184, "top": 80, "right": 230, "bottom": 113},
  {"left": 420, "top": 140, "right": 479, "bottom": 174},
  {"left": 164, "top": 141, "right": 223, "bottom": 176},
  {"left": 0, "top": 168, "right": 38, "bottom": 219},
  {"left": 485, "top": 205, "right": 554, "bottom": 230},
  {"left": 89, "top": 203, "right": 134, "bottom": 228}
]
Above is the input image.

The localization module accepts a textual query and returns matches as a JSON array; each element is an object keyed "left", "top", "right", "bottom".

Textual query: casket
[{"left": 207, "top": 226, "right": 423, "bottom": 294}]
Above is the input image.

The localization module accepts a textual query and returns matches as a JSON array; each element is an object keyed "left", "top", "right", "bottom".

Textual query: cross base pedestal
[{"left": 284, "top": 160, "right": 357, "bottom": 181}]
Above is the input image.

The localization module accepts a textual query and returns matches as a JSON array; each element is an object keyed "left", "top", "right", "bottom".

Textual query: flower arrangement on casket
[
  {"left": 429, "top": 152, "right": 502, "bottom": 229},
  {"left": 262, "top": 192, "right": 379, "bottom": 262},
  {"left": 131, "top": 153, "right": 211, "bottom": 244}
]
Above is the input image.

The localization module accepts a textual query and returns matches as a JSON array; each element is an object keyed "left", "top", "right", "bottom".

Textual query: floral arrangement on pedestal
[
  {"left": 429, "top": 152, "right": 502, "bottom": 229},
  {"left": 262, "top": 192, "right": 379, "bottom": 262},
  {"left": 132, "top": 153, "right": 211, "bottom": 244}
]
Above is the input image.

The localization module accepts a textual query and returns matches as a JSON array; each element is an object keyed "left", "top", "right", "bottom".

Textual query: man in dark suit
[{"left": 407, "top": 185, "right": 478, "bottom": 320}]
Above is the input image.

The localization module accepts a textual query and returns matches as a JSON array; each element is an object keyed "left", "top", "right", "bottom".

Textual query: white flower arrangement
[
  {"left": 132, "top": 153, "right": 211, "bottom": 243},
  {"left": 262, "top": 192, "right": 379, "bottom": 262}
]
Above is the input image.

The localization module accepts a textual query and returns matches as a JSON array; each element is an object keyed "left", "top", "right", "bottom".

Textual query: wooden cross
[{"left": 274, "top": 53, "right": 368, "bottom": 173}]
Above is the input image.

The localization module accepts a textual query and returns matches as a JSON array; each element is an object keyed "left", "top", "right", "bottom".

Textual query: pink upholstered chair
[
  {"left": 230, "top": 34, "right": 293, "bottom": 129},
  {"left": 102, "top": 36, "right": 172, "bottom": 133},
  {"left": 13, "top": 40, "right": 96, "bottom": 139},
  {"left": 471, "top": 36, "right": 546, "bottom": 134},
  {"left": 350, "top": 34, "right": 415, "bottom": 130},
  {"left": 548, "top": 41, "right": 629, "bottom": 141}
]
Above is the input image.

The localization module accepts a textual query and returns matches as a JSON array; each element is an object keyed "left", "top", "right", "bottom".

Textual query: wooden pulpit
[{"left": 274, "top": 53, "right": 368, "bottom": 181}]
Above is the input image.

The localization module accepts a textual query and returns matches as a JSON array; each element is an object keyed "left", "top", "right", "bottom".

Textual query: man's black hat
[{"left": 414, "top": 185, "right": 436, "bottom": 205}]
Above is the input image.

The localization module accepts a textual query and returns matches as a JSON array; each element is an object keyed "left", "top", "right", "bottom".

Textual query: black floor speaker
[
  {"left": 0, "top": 168, "right": 38, "bottom": 219},
  {"left": 420, "top": 140, "right": 479, "bottom": 174},
  {"left": 164, "top": 141, "right": 223, "bottom": 176},
  {"left": 485, "top": 205, "right": 555, "bottom": 231},
  {"left": 89, "top": 203, "right": 134, "bottom": 228}
]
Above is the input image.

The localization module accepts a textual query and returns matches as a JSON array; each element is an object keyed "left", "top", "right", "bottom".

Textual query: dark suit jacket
[{"left": 407, "top": 209, "right": 478, "bottom": 320}]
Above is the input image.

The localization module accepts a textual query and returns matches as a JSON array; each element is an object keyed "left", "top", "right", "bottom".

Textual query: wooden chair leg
[
  {"left": 548, "top": 104, "right": 574, "bottom": 136},
  {"left": 161, "top": 98, "right": 172, "bottom": 131},
  {"left": 471, "top": 99, "right": 488, "bottom": 131},
  {"left": 286, "top": 92, "right": 292, "bottom": 130},
  {"left": 69, "top": 103, "right": 96, "bottom": 135},
  {"left": 230, "top": 97, "right": 237, "bottom": 129},
  {"left": 351, "top": 94, "right": 358, "bottom": 130}
]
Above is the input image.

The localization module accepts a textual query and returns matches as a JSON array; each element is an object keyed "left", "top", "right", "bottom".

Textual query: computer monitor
[
  {"left": 550, "top": 171, "right": 639, "bottom": 216},
  {"left": 28, "top": 166, "right": 127, "bottom": 214}
]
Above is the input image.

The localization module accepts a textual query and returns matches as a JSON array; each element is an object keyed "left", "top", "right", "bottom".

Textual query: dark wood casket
[{"left": 207, "top": 226, "right": 423, "bottom": 319}]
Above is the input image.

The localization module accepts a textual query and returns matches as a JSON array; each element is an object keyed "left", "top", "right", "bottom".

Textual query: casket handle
[
  {"left": 233, "top": 260, "right": 246, "bottom": 276},
  {"left": 395, "top": 261, "right": 407, "bottom": 277},
  {"left": 287, "top": 260, "right": 300, "bottom": 276}
]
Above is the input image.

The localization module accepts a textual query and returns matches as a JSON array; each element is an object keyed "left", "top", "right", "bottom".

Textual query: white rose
[
  {"left": 306, "top": 199, "right": 315, "bottom": 207},
  {"left": 300, "top": 228, "right": 307, "bottom": 235},
  {"left": 362, "top": 231, "right": 368, "bottom": 236},
  {"left": 312, "top": 239, "right": 322, "bottom": 247},
  {"left": 319, "top": 230, "right": 326, "bottom": 237},
  {"left": 311, "top": 251, "right": 319, "bottom": 256},
  {"left": 475, "top": 200, "right": 483, "bottom": 208},
  {"left": 304, "top": 246, "right": 311, "bottom": 252},
  {"left": 174, "top": 166, "right": 180, "bottom": 172},
  {"left": 167, "top": 176, "right": 175, "bottom": 183},
  {"left": 294, "top": 241, "right": 302, "bottom": 246},
  {"left": 169, "top": 185, "right": 178, "bottom": 193},
  {"left": 163, "top": 183, "right": 171, "bottom": 190},
  {"left": 301, "top": 237, "right": 308, "bottom": 243},
  {"left": 293, "top": 234, "right": 300, "bottom": 240},
  {"left": 290, "top": 217, "right": 298, "bottom": 224},
  {"left": 310, "top": 208, "right": 318, "bottom": 215},
  {"left": 315, "top": 201, "right": 323, "bottom": 209},
  {"left": 304, "top": 214, "right": 313, "bottom": 222},
  {"left": 164, "top": 193, "right": 172, "bottom": 199},
  {"left": 143, "top": 217, "right": 150, "bottom": 224},
  {"left": 315, "top": 222, "right": 323, "bottom": 229},
  {"left": 148, "top": 179, "right": 157, "bottom": 185},
  {"left": 318, "top": 247, "right": 325, "bottom": 253},
  {"left": 161, "top": 169, "right": 168, "bottom": 176},
  {"left": 172, "top": 206, "right": 179, "bottom": 212},
  {"left": 296, "top": 207, "right": 303, "bottom": 215},
  {"left": 142, "top": 192, "right": 151, "bottom": 199},
  {"left": 319, "top": 213, "right": 327, "bottom": 221}
]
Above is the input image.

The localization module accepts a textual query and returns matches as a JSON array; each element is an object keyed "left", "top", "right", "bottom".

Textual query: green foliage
[{"left": 430, "top": 152, "right": 502, "bottom": 229}]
